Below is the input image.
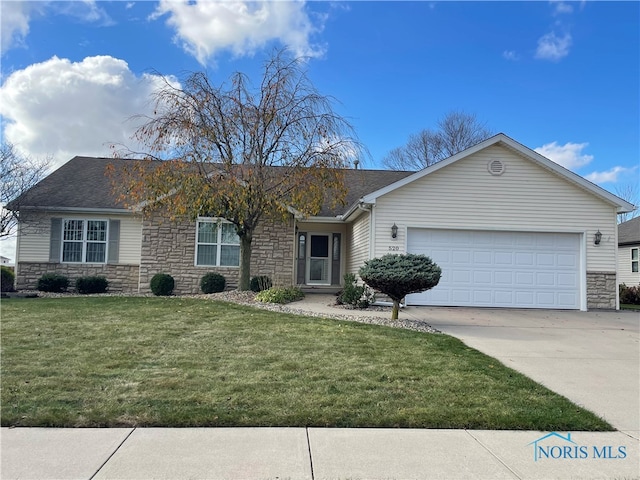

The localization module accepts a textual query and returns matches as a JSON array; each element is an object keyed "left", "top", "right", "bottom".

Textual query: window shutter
[
  {"left": 49, "top": 218, "right": 62, "bottom": 262},
  {"left": 108, "top": 220, "right": 120, "bottom": 264}
]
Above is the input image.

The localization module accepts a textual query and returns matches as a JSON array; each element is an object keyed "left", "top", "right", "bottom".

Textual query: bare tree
[
  {"left": 113, "top": 50, "right": 362, "bottom": 290},
  {"left": 616, "top": 182, "right": 639, "bottom": 223},
  {"left": 383, "top": 111, "right": 493, "bottom": 170},
  {"left": 1, "top": 143, "right": 51, "bottom": 238}
]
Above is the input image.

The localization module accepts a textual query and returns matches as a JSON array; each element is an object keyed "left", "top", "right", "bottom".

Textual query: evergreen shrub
[
  {"left": 200, "top": 272, "right": 226, "bottom": 294},
  {"left": 1, "top": 266, "right": 15, "bottom": 292},
  {"left": 150, "top": 273, "right": 175, "bottom": 296},
  {"left": 75, "top": 276, "right": 109, "bottom": 294},
  {"left": 37, "top": 273, "right": 70, "bottom": 293}
]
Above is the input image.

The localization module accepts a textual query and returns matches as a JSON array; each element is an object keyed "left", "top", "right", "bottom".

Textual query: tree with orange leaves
[{"left": 112, "top": 50, "right": 362, "bottom": 290}]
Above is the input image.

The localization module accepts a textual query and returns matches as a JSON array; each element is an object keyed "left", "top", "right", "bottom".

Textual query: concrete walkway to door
[{"left": 400, "top": 306, "right": 640, "bottom": 437}]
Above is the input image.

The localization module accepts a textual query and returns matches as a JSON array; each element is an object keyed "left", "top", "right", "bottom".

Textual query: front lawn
[{"left": 1, "top": 297, "right": 612, "bottom": 430}]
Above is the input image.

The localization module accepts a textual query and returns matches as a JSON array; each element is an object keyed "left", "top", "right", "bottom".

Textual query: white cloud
[
  {"left": 534, "top": 141, "right": 594, "bottom": 170},
  {"left": 585, "top": 166, "right": 638, "bottom": 184},
  {"left": 1, "top": 1, "right": 35, "bottom": 53},
  {"left": 151, "top": 0, "right": 326, "bottom": 65},
  {"left": 535, "top": 31, "right": 572, "bottom": 61},
  {"left": 1, "top": 1, "right": 112, "bottom": 55},
  {"left": 52, "top": 0, "right": 114, "bottom": 26},
  {"left": 550, "top": 1, "right": 573, "bottom": 15},
  {"left": 502, "top": 50, "right": 519, "bottom": 61},
  {"left": 0, "top": 55, "right": 172, "bottom": 170}
]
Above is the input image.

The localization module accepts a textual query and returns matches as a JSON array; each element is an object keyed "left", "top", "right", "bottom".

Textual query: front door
[{"left": 307, "top": 234, "right": 331, "bottom": 285}]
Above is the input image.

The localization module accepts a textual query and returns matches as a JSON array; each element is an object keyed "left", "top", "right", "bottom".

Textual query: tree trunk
[
  {"left": 239, "top": 232, "right": 253, "bottom": 291},
  {"left": 391, "top": 300, "right": 400, "bottom": 320}
]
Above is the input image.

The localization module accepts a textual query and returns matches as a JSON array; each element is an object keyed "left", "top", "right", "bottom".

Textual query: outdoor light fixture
[
  {"left": 391, "top": 223, "right": 398, "bottom": 239},
  {"left": 594, "top": 230, "right": 602, "bottom": 245}
]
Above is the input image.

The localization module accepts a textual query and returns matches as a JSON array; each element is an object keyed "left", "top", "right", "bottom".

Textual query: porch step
[{"left": 300, "top": 286, "right": 341, "bottom": 295}]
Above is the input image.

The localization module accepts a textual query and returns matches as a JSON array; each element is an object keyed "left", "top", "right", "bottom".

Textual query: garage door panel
[
  {"left": 494, "top": 271, "right": 513, "bottom": 284},
  {"left": 452, "top": 250, "right": 470, "bottom": 264},
  {"left": 558, "top": 293, "right": 579, "bottom": 307},
  {"left": 407, "top": 229, "right": 581, "bottom": 309},
  {"left": 451, "top": 269, "right": 471, "bottom": 284},
  {"left": 536, "top": 253, "right": 555, "bottom": 266},
  {"left": 557, "top": 254, "right": 577, "bottom": 267},
  {"left": 536, "top": 272, "right": 556, "bottom": 286},
  {"left": 494, "top": 291, "right": 514, "bottom": 305},
  {"left": 558, "top": 273, "right": 577, "bottom": 287},
  {"left": 474, "top": 270, "right": 492, "bottom": 284},
  {"left": 474, "top": 251, "right": 492, "bottom": 264},
  {"left": 515, "top": 252, "right": 534, "bottom": 266},
  {"left": 515, "top": 272, "right": 535, "bottom": 286}
]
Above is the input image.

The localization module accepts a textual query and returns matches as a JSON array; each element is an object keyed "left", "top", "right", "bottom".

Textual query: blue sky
[{"left": 0, "top": 2, "right": 638, "bottom": 190}]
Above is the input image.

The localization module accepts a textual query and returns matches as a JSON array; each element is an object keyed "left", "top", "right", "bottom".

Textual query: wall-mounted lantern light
[
  {"left": 594, "top": 230, "right": 602, "bottom": 245},
  {"left": 391, "top": 223, "right": 398, "bottom": 239}
]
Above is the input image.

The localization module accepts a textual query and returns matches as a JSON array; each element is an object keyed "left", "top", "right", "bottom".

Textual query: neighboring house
[
  {"left": 617, "top": 216, "right": 640, "bottom": 286},
  {"left": 8, "top": 133, "right": 634, "bottom": 310},
  {"left": 1, "top": 256, "right": 13, "bottom": 266}
]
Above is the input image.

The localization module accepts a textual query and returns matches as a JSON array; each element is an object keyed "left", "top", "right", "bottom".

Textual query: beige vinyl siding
[
  {"left": 372, "top": 145, "right": 618, "bottom": 272},
  {"left": 346, "top": 211, "right": 370, "bottom": 275},
  {"left": 16, "top": 211, "right": 51, "bottom": 262},
  {"left": 117, "top": 215, "right": 143, "bottom": 264},
  {"left": 17, "top": 211, "right": 142, "bottom": 264},
  {"left": 618, "top": 245, "right": 640, "bottom": 286}
]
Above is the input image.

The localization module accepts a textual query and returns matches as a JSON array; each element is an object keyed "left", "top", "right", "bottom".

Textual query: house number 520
[{"left": 388, "top": 246, "right": 400, "bottom": 252}]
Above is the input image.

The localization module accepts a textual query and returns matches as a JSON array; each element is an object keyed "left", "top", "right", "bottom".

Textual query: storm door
[{"left": 307, "top": 234, "right": 331, "bottom": 285}]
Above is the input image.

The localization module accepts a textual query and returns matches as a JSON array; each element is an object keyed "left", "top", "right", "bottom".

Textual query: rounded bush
[
  {"left": 75, "top": 276, "right": 109, "bottom": 294},
  {"left": 255, "top": 286, "right": 304, "bottom": 304},
  {"left": 37, "top": 273, "right": 70, "bottom": 293},
  {"left": 250, "top": 275, "right": 272, "bottom": 293},
  {"left": 200, "top": 272, "right": 226, "bottom": 294},
  {"left": 1, "top": 266, "right": 15, "bottom": 293},
  {"left": 150, "top": 273, "right": 175, "bottom": 296}
]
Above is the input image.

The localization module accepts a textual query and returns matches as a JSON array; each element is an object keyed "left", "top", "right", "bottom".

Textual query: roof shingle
[{"left": 8, "top": 156, "right": 414, "bottom": 217}]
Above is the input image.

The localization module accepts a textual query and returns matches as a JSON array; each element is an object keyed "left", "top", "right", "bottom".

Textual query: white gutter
[{"left": 20, "top": 206, "right": 132, "bottom": 214}]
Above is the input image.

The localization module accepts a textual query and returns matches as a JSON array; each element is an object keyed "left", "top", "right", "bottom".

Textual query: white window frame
[
  {"left": 61, "top": 219, "right": 108, "bottom": 264},
  {"left": 632, "top": 248, "right": 639, "bottom": 273},
  {"left": 195, "top": 218, "right": 240, "bottom": 267}
]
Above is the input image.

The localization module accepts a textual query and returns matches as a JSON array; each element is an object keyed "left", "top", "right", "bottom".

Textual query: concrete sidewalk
[{"left": 2, "top": 427, "right": 638, "bottom": 479}]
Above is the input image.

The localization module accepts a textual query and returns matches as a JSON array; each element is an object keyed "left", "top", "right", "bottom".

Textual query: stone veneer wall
[
  {"left": 17, "top": 262, "right": 140, "bottom": 293},
  {"left": 586, "top": 271, "right": 617, "bottom": 309},
  {"left": 138, "top": 213, "right": 295, "bottom": 295}
]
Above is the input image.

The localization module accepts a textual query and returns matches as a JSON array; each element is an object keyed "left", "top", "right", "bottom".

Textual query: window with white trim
[
  {"left": 62, "top": 219, "right": 108, "bottom": 263},
  {"left": 196, "top": 219, "right": 240, "bottom": 267},
  {"left": 632, "top": 248, "right": 638, "bottom": 273}
]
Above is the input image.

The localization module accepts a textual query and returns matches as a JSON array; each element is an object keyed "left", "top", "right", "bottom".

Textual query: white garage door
[{"left": 406, "top": 229, "right": 581, "bottom": 309}]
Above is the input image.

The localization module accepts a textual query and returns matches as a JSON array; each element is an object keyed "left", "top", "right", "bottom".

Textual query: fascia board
[{"left": 18, "top": 206, "right": 132, "bottom": 214}]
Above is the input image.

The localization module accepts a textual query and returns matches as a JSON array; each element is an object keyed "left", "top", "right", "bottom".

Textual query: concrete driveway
[{"left": 402, "top": 306, "right": 640, "bottom": 437}]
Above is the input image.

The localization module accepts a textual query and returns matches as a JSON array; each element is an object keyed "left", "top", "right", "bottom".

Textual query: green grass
[
  {"left": 621, "top": 304, "right": 640, "bottom": 310},
  {"left": 1, "top": 297, "right": 612, "bottom": 431}
]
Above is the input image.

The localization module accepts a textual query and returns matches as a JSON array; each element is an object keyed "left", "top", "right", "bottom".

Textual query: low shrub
[
  {"left": 75, "top": 276, "right": 109, "bottom": 294},
  {"left": 150, "top": 273, "right": 175, "bottom": 296},
  {"left": 337, "top": 273, "right": 374, "bottom": 309},
  {"left": 250, "top": 275, "right": 272, "bottom": 293},
  {"left": 619, "top": 283, "right": 640, "bottom": 305},
  {"left": 255, "top": 286, "right": 304, "bottom": 304},
  {"left": 1, "top": 266, "right": 15, "bottom": 293},
  {"left": 37, "top": 273, "right": 69, "bottom": 293},
  {"left": 200, "top": 272, "right": 226, "bottom": 294}
]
